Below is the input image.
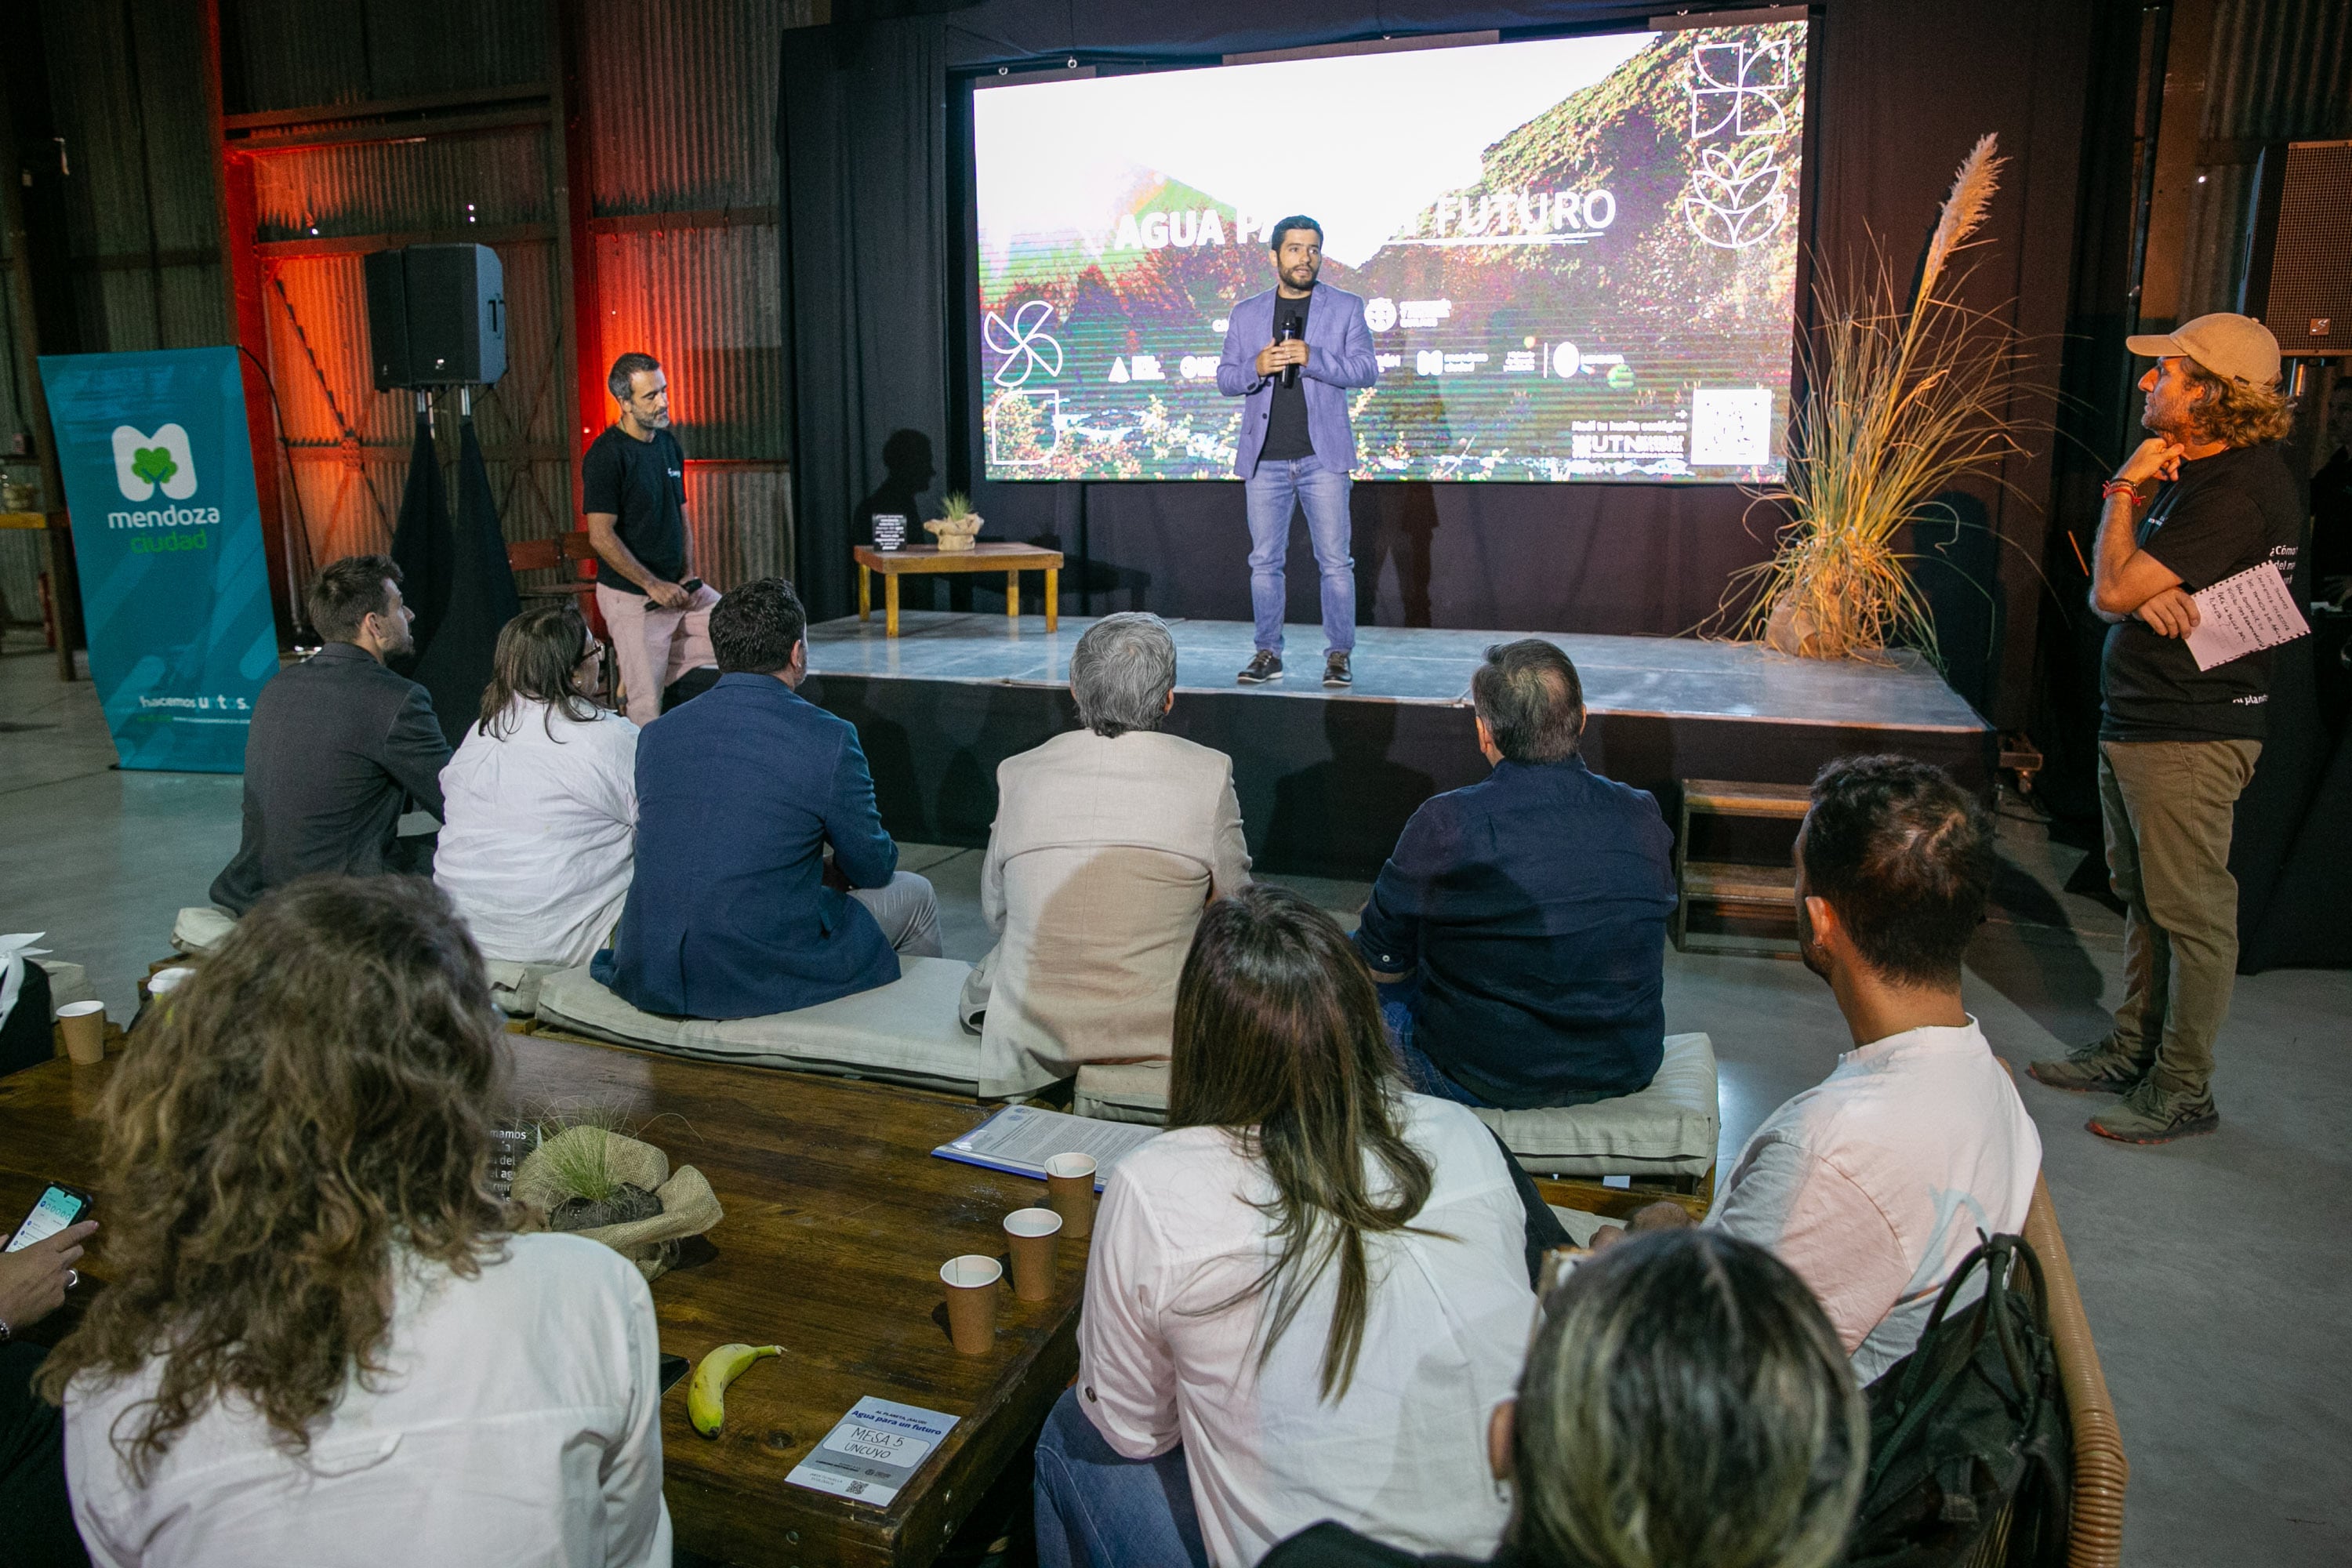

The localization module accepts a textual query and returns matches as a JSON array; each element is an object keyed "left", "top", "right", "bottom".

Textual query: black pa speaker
[
  {"left": 363, "top": 243, "right": 506, "bottom": 390},
  {"left": 2244, "top": 140, "right": 2352, "bottom": 358}
]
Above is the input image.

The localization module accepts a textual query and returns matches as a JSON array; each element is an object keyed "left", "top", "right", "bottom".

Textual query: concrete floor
[{"left": 2, "top": 635, "right": 2346, "bottom": 1566}]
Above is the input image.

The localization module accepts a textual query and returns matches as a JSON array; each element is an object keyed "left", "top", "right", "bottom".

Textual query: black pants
[{"left": 0, "top": 1342, "right": 89, "bottom": 1567}]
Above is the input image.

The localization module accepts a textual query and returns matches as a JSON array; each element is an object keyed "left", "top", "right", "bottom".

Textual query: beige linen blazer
[{"left": 960, "top": 728, "right": 1251, "bottom": 1083}]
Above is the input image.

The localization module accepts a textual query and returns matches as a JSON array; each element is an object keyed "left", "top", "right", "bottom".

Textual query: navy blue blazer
[{"left": 595, "top": 673, "right": 900, "bottom": 1018}]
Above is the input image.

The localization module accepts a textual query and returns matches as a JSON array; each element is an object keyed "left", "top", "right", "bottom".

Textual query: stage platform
[{"left": 800, "top": 612, "right": 1994, "bottom": 877}]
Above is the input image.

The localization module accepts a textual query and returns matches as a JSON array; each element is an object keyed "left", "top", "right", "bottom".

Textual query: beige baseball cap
[{"left": 2125, "top": 312, "right": 2281, "bottom": 389}]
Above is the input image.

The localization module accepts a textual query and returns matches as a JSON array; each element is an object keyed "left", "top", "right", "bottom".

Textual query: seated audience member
[
  {"left": 41, "top": 877, "right": 670, "bottom": 1566},
  {"left": 1354, "top": 639, "right": 1675, "bottom": 1109},
  {"left": 1261, "top": 1230, "right": 1867, "bottom": 1568},
  {"left": 1603, "top": 756, "right": 2040, "bottom": 1386},
  {"left": 0, "top": 1213, "right": 99, "bottom": 1567},
  {"left": 436, "top": 603, "right": 641, "bottom": 967},
  {"left": 597, "top": 577, "right": 941, "bottom": 1017},
  {"left": 960, "top": 612, "right": 1250, "bottom": 1080},
  {"left": 1034, "top": 885, "right": 1536, "bottom": 1568},
  {"left": 209, "top": 554, "right": 450, "bottom": 915}
]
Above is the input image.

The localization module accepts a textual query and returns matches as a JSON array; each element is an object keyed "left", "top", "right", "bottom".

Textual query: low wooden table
[
  {"left": 855, "top": 543, "right": 1062, "bottom": 637},
  {"left": 0, "top": 1033, "right": 1086, "bottom": 1568}
]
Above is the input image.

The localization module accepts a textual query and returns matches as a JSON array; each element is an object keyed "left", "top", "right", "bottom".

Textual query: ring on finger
[{"left": 65, "top": 1269, "right": 78, "bottom": 1289}]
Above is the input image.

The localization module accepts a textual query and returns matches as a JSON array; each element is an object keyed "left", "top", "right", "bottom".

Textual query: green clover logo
[{"left": 130, "top": 446, "right": 179, "bottom": 487}]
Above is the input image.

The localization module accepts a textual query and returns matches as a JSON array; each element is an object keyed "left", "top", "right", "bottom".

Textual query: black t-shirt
[
  {"left": 1261, "top": 292, "right": 1314, "bottom": 462},
  {"left": 2100, "top": 442, "right": 2303, "bottom": 742},
  {"left": 580, "top": 425, "right": 688, "bottom": 594}
]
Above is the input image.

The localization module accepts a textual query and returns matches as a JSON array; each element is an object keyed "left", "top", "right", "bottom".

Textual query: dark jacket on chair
[
  {"left": 209, "top": 643, "right": 451, "bottom": 915},
  {"left": 594, "top": 672, "right": 900, "bottom": 1018}
]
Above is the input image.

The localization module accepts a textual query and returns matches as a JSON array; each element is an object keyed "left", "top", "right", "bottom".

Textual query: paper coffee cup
[
  {"left": 57, "top": 1000, "right": 106, "bottom": 1065},
  {"left": 941, "top": 1254, "right": 1003, "bottom": 1354},
  {"left": 1004, "top": 1207, "right": 1063, "bottom": 1301},
  {"left": 1044, "top": 1152, "right": 1098, "bottom": 1240}
]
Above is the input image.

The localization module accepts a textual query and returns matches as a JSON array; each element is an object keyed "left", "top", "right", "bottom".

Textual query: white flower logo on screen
[
  {"left": 984, "top": 300, "right": 1065, "bottom": 388},
  {"left": 1682, "top": 34, "right": 1796, "bottom": 252},
  {"left": 1683, "top": 143, "right": 1788, "bottom": 250},
  {"left": 1689, "top": 38, "right": 1795, "bottom": 140}
]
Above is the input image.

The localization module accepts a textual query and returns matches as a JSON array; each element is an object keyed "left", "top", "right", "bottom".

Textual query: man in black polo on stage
[{"left": 585, "top": 350, "right": 720, "bottom": 724}]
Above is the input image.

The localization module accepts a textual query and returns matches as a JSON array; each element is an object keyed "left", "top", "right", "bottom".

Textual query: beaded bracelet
[{"left": 2100, "top": 480, "right": 2140, "bottom": 504}]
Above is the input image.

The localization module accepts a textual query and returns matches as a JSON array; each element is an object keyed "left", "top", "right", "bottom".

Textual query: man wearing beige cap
[{"left": 2030, "top": 313, "right": 2300, "bottom": 1143}]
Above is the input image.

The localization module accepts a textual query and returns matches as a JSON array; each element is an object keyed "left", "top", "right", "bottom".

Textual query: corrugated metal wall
[
  {"left": 215, "top": 0, "right": 804, "bottom": 593},
  {"left": 2, "top": 1, "right": 230, "bottom": 629},
  {"left": 2176, "top": 0, "right": 2352, "bottom": 318},
  {"left": 585, "top": 0, "right": 800, "bottom": 584}
]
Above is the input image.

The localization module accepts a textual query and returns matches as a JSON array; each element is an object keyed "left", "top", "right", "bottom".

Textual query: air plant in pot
[
  {"left": 925, "top": 492, "right": 985, "bottom": 550},
  {"left": 533, "top": 1112, "right": 665, "bottom": 1231}
]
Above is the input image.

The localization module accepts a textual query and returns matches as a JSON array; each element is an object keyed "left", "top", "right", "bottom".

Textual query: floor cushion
[
  {"left": 485, "top": 960, "right": 568, "bottom": 1020},
  {"left": 1076, "top": 1033, "right": 1720, "bottom": 1181},
  {"left": 1472, "top": 1032, "right": 1719, "bottom": 1179},
  {"left": 1073, "top": 1061, "right": 1172, "bottom": 1125},
  {"left": 533, "top": 959, "right": 1061, "bottom": 1101},
  {"left": 172, "top": 906, "right": 235, "bottom": 954}
]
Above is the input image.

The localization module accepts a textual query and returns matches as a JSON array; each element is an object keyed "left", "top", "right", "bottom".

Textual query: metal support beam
[
  {"left": 552, "top": 0, "right": 603, "bottom": 495},
  {"left": 205, "top": 0, "right": 295, "bottom": 646},
  {"left": 0, "top": 13, "right": 79, "bottom": 679},
  {"left": 2137, "top": 0, "right": 2218, "bottom": 330}
]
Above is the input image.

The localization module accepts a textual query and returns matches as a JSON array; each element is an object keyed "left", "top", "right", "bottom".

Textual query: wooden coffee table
[
  {"left": 0, "top": 1033, "right": 1087, "bottom": 1568},
  {"left": 855, "top": 543, "right": 1062, "bottom": 637}
]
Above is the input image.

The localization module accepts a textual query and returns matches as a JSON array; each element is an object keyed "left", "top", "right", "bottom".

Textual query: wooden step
[
  {"left": 1681, "top": 779, "right": 1813, "bottom": 819},
  {"left": 1681, "top": 860, "right": 1798, "bottom": 907}
]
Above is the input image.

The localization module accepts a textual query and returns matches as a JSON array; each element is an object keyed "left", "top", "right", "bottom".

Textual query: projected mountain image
[{"left": 973, "top": 22, "right": 1806, "bottom": 483}]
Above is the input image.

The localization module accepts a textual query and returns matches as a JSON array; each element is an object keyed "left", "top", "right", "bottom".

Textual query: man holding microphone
[{"left": 1218, "top": 216, "right": 1378, "bottom": 687}]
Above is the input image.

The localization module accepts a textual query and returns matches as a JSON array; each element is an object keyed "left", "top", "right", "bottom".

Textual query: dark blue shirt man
[
  {"left": 1354, "top": 640, "right": 1675, "bottom": 1109},
  {"left": 595, "top": 577, "right": 942, "bottom": 1018}
]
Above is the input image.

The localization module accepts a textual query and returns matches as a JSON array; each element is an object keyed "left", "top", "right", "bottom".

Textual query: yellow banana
[{"left": 687, "top": 1341, "right": 782, "bottom": 1438}]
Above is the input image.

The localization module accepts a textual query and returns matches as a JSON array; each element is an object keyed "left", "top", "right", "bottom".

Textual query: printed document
[{"left": 2185, "top": 563, "right": 2308, "bottom": 672}]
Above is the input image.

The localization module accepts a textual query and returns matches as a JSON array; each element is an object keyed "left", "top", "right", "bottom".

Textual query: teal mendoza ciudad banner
[{"left": 38, "top": 347, "right": 277, "bottom": 772}]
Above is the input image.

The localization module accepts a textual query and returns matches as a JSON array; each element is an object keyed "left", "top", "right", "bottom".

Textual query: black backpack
[{"left": 1842, "top": 1233, "right": 2072, "bottom": 1567}]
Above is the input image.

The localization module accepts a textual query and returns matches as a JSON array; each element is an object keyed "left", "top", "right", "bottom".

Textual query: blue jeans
[
  {"left": 1243, "top": 457, "right": 1354, "bottom": 656},
  {"left": 1033, "top": 1385, "right": 1208, "bottom": 1568},
  {"left": 1378, "top": 984, "right": 1494, "bottom": 1108}
]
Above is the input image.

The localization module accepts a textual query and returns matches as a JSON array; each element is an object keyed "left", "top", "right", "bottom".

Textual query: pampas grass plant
[{"left": 1722, "top": 134, "right": 2031, "bottom": 661}]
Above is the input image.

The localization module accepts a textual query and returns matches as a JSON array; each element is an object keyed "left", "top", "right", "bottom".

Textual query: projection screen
[{"left": 971, "top": 20, "right": 1808, "bottom": 483}]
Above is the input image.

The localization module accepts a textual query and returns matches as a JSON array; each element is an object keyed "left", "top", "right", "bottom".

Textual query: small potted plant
[{"left": 925, "top": 492, "right": 984, "bottom": 551}]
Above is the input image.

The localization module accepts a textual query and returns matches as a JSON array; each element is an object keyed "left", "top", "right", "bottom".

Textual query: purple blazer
[{"left": 1216, "top": 281, "right": 1379, "bottom": 479}]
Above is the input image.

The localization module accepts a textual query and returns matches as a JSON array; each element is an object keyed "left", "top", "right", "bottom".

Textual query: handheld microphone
[{"left": 1278, "top": 317, "right": 1301, "bottom": 388}]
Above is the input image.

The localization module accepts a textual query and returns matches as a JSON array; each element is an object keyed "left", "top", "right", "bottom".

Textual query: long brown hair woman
[
  {"left": 42, "top": 877, "right": 671, "bottom": 1567},
  {"left": 1035, "top": 884, "right": 1537, "bottom": 1568}
]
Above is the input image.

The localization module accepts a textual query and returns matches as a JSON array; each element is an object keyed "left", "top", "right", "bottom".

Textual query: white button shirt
[
  {"left": 1708, "top": 1018, "right": 2042, "bottom": 1386},
  {"left": 1078, "top": 1094, "right": 1537, "bottom": 1567},
  {"left": 435, "top": 701, "right": 640, "bottom": 967},
  {"left": 65, "top": 1233, "right": 673, "bottom": 1568}
]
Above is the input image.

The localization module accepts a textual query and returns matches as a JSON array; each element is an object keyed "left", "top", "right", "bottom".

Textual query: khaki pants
[
  {"left": 2099, "top": 737, "right": 2260, "bottom": 1098},
  {"left": 596, "top": 581, "right": 720, "bottom": 726}
]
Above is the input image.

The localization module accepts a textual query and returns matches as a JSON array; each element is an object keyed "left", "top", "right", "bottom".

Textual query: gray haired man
[{"left": 960, "top": 613, "right": 1252, "bottom": 1087}]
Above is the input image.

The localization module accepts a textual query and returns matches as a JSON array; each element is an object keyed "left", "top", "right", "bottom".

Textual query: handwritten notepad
[{"left": 2186, "top": 564, "right": 2310, "bottom": 672}]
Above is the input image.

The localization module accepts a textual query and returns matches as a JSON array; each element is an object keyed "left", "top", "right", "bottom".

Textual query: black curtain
[
  {"left": 780, "top": 18, "right": 953, "bottom": 623},
  {"left": 777, "top": 0, "right": 2093, "bottom": 723},
  {"left": 389, "top": 412, "right": 453, "bottom": 670},
  {"left": 408, "top": 418, "right": 522, "bottom": 750}
]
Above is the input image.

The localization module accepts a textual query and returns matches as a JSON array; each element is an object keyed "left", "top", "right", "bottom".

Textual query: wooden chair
[{"left": 2024, "top": 1172, "right": 2129, "bottom": 1568}]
